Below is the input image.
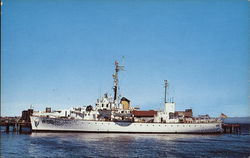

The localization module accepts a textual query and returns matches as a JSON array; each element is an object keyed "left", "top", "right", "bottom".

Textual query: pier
[
  {"left": 0, "top": 121, "right": 31, "bottom": 133},
  {"left": 222, "top": 123, "right": 241, "bottom": 134},
  {"left": 0, "top": 109, "right": 33, "bottom": 133}
]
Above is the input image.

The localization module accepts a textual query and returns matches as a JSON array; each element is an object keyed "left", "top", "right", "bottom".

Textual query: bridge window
[{"left": 169, "top": 112, "right": 174, "bottom": 119}]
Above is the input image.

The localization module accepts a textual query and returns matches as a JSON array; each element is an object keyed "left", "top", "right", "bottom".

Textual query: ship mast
[
  {"left": 113, "top": 61, "right": 124, "bottom": 104},
  {"left": 164, "top": 80, "right": 168, "bottom": 103}
]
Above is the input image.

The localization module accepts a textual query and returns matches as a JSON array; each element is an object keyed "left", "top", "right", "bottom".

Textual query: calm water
[{"left": 1, "top": 130, "right": 250, "bottom": 158}]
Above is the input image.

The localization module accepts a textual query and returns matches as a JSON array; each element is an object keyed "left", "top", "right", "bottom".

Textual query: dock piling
[{"left": 222, "top": 123, "right": 241, "bottom": 134}]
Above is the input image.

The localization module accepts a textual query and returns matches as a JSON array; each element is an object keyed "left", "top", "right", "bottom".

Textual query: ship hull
[{"left": 30, "top": 116, "right": 223, "bottom": 134}]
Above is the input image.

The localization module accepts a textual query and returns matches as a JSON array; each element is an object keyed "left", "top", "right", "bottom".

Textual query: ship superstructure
[{"left": 30, "top": 61, "right": 222, "bottom": 133}]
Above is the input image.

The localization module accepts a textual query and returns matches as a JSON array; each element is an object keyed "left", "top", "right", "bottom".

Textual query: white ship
[{"left": 30, "top": 61, "right": 222, "bottom": 133}]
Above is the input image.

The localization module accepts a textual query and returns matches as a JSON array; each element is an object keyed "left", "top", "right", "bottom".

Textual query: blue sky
[{"left": 1, "top": 0, "right": 249, "bottom": 117}]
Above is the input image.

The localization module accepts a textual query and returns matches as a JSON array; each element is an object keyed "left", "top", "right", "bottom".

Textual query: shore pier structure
[
  {"left": 0, "top": 109, "right": 33, "bottom": 133},
  {"left": 0, "top": 121, "right": 31, "bottom": 133},
  {"left": 222, "top": 123, "right": 241, "bottom": 134}
]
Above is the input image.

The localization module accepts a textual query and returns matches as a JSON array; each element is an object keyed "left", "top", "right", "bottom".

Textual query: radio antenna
[{"left": 164, "top": 80, "right": 168, "bottom": 103}]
